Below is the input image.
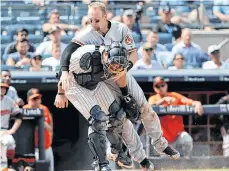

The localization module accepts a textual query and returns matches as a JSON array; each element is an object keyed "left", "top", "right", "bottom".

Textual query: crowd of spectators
[{"left": 1, "top": 0, "right": 229, "bottom": 71}]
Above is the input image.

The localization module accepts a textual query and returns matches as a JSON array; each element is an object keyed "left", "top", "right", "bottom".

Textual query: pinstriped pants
[
  {"left": 65, "top": 74, "right": 146, "bottom": 162},
  {"left": 105, "top": 73, "right": 168, "bottom": 154}
]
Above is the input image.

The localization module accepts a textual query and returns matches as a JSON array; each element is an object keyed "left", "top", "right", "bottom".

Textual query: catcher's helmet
[
  {"left": 0, "top": 79, "right": 9, "bottom": 95},
  {"left": 103, "top": 42, "right": 129, "bottom": 78}
]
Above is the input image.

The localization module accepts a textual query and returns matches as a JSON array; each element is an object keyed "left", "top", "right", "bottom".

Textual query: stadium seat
[
  {"left": 0, "top": 35, "right": 12, "bottom": 44},
  {"left": 158, "top": 33, "right": 172, "bottom": 44},
  {"left": 1, "top": 44, "right": 8, "bottom": 57},
  {"left": 7, "top": 24, "right": 43, "bottom": 37},
  {"left": 16, "top": 16, "right": 41, "bottom": 25},
  {"left": 0, "top": 17, "right": 16, "bottom": 25},
  {"left": 165, "top": 43, "right": 174, "bottom": 52},
  {"left": 142, "top": 32, "right": 147, "bottom": 42},
  {"left": 61, "top": 35, "right": 73, "bottom": 44},
  {"left": 41, "top": 54, "right": 52, "bottom": 60},
  {"left": 28, "top": 35, "right": 43, "bottom": 44},
  {"left": 8, "top": 4, "right": 40, "bottom": 17}
]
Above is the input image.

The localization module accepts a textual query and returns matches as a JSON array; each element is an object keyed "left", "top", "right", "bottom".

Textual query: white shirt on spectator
[
  {"left": 132, "top": 59, "right": 162, "bottom": 70},
  {"left": 202, "top": 61, "right": 228, "bottom": 69},
  {"left": 42, "top": 57, "right": 60, "bottom": 71},
  {"left": 35, "top": 41, "right": 67, "bottom": 55},
  {"left": 6, "top": 86, "right": 20, "bottom": 103},
  {"left": 168, "top": 66, "right": 178, "bottom": 70}
]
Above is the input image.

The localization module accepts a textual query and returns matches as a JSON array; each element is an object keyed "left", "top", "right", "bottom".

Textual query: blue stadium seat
[
  {"left": 28, "top": 35, "right": 43, "bottom": 44},
  {"left": 0, "top": 17, "right": 16, "bottom": 25},
  {"left": 142, "top": 32, "right": 147, "bottom": 42},
  {"left": 0, "top": 35, "right": 12, "bottom": 44},
  {"left": 165, "top": 43, "right": 174, "bottom": 52},
  {"left": 9, "top": 5, "right": 40, "bottom": 17},
  {"left": 61, "top": 35, "right": 73, "bottom": 44},
  {"left": 16, "top": 16, "right": 41, "bottom": 25},
  {"left": 158, "top": 33, "right": 172, "bottom": 44},
  {"left": 0, "top": 65, "right": 20, "bottom": 71},
  {"left": 1, "top": 44, "right": 8, "bottom": 57},
  {"left": 7, "top": 24, "right": 43, "bottom": 37}
]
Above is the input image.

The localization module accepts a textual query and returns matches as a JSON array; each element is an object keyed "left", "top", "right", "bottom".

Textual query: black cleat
[
  {"left": 140, "top": 158, "right": 154, "bottom": 171},
  {"left": 100, "top": 163, "right": 112, "bottom": 171},
  {"left": 108, "top": 151, "right": 133, "bottom": 169},
  {"left": 163, "top": 145, "right": 180, "bottom": 159}
]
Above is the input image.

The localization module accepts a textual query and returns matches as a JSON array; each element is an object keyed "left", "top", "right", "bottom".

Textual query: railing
[{"left": 146, "top": 105, "right": 229, "bottom": 158}]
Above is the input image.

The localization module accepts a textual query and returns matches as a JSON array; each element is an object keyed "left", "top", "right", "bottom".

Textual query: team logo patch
[{"left": 124, "top": 35, "right": 133, "bottom": 45}]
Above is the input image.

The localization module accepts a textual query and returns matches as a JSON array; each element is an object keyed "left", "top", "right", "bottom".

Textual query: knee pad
[
  {"left": 89, "top": 105, "right": 108, "bottom": 132},
  {"left": 108, "top": 101, "right": 126, "bottom": 134},
  {"left": 109, "top": 100, "right": 126, "bottom": 121}
]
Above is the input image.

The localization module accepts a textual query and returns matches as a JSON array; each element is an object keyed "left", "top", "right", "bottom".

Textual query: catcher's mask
[
  {"left": 0, "top": 79, "right": 9, "bottom": 95},
  {"left": 103, "top": 42, "right": 129, "bottom": 78}
]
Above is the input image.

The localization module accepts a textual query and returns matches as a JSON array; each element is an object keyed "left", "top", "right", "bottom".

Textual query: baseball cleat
[
  {"left": 100, "top": 163, "right": 112, "bottom": 171},
  {"left": 108, "top": 151, "right": 133, "bottom": 169},
  {"left": 163, "top": 145, "right": 180, "bottom": 160},
  {"left": 91, "top": 159, "right": 100, "bottom": 171},
  {"left": 140, "top": 158, "right": 154, "bottom": 171}
]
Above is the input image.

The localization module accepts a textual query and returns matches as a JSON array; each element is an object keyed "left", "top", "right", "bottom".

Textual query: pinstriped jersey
[
  {"left": 72, "top": 21, "right": 136, "bottom": 53},
  {"left": 0, "top": 96, "right": 21, "bottom": 129}
]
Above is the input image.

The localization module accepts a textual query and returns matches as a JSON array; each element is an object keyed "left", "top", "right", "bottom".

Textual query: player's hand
[
  {"left": 59, "top": 71, "right": 70, "bottom": 90},
  {"left": 163, "top": 97, "right": 176, "bottom": 104},
  {"left": 194, "top": 101, "right": 203, "bottom": 116},
  {"left": 111, "top": 69, "right": 127, "bottom": 83},
  {"left": 17, "top": 98, "right": 25, "bottom": 106},
  {"left": 54, "top": 94, "right": 69, "bottom": 108}
]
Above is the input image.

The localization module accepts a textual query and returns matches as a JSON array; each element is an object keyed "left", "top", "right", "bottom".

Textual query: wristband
[{"left": 58, "top": 93, "right": 65, "bottom": 95}]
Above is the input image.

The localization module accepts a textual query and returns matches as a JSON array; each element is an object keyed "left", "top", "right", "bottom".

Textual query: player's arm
[
  {"left": 58, "top": 42, "right": 81, "bottom": 90},
  {"left": 43, "top": 23, "right": 79, "bottom": 32},
  {"left": 54, "top": 83, "right": 69, "bottom": 108},
  {"left": 174, "top": 92, "right": 203, "bottom": 116},
  {"left": 8, "top": 116, "right": 22, "bottom": 135},
  {"left": 44, "top": 108, "right": 53, "bottom": 133},
  {"left": 7, "top": 101, "right": 23, "bottom": 135}
]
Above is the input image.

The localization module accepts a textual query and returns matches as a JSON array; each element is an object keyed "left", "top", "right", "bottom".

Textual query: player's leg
[
  {"left": 45, "top": 147, "right": 54, "bottom": 171},
  {"left": 125, "top": 73, "right": 180, "bottom": 159},
  {"left": 99, "top": 81, "right": 154, "bottom": 170},
  {"left": 173, "top": 131, "right": 193, "bottom": 158},
  {"left": 65, "top": 79, "right": 111, "bottom": 171},
  {"left": 0, "top": 134, "right": 16, "bottom": 169},
  {"left": 0, "top": 143, "right": 8, "bottom": 169},
  {"left": 122, "top": 119, "right": 154, "bottom": 171},
  {"left": 94, "top": 82, "right": 132, "bottom": 169},
  {"left": 105, "top": 73, "right": 179, "bottom": 159}
]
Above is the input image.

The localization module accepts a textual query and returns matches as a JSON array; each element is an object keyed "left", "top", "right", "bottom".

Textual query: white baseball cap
[{"left": 208, "top": 45, "right": 220, "bottom": 55}]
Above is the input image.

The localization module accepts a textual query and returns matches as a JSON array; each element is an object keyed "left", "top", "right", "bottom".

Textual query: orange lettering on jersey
[
  {"left": 1, "top": 109, "right": 11, "bottom": 115},
  {"left": 124, "top": 35, "right": 133, "bottom": 45}
]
